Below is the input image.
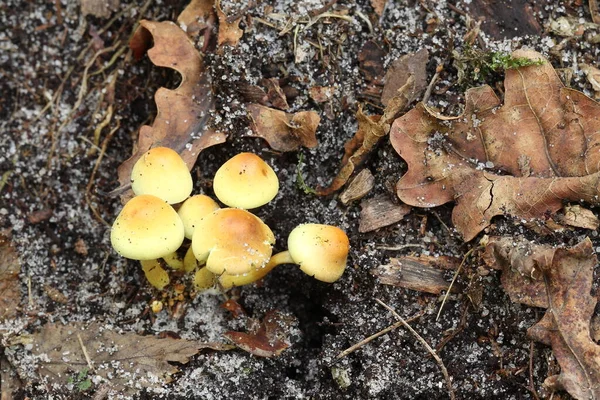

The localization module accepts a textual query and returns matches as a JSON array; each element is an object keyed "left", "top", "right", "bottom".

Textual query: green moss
[
  {"left": 453, "top": 46, "right": 544, "bottom": 86},
  {"left": 296, "top": 153, "right": 316, "bottom": 195}
]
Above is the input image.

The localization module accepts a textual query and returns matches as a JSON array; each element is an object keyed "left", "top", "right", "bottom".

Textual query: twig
[
  {"left": 335, "top": 311, "right": 424, "bottom": 360},
  {"left": 376, "top": 243, "right": 426, "bottom": 251},
  {"left": 375, "top": 298, "right": 455, "bottom": 400},
  {"left": 422, "top": 64, "right": 443, "bottom": 104},
  {"left": 77, "top": 333, "right": 94, "bottom": 372},
  {"left": 529, "top": 341, "right": 541, "bottom": 400},
  {"left": 436, "top": 247, "right": 475, "bottom": 321}
]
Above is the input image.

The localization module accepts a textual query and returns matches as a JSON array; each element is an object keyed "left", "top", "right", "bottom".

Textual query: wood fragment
[
  {"left": 359, "top": 194, "right": 411, "bottom": 232},
  {"left": 372, "top": 257, "right": 459, "bottom": 295},
  {"left": 339, "top": 169, "right": 374, "bottom": 205}
]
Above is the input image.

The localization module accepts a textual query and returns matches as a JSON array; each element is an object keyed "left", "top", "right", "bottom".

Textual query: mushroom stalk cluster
[{"left": 110, "top": 149, "right": 350, "bottom": 292}]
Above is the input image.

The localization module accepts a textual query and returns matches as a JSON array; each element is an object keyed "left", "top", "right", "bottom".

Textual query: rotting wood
[
  {"left": 359, "top": 194, "right": 410, "bottom": 232},
  {"left": 372, "top": 257, "right": 460, "bottom": 295}
]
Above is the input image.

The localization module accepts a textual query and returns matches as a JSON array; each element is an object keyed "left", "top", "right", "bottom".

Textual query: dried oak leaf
[
  {"left": 224, "top": 310, "right": 297, "bottom": 357},
  {"left": 119, "top": 20, "right": 226, "bottom": 201},
  {"left": 0, "top": 233, "right": 20, "bottom": 322},
  {"left": 30, "top": 322, "right": 230, "bottom": 396},
  {"left": 381, "top": 48, "right": 429, "bottom": 106},
  {"left": 216, "top": 0, "right": 243, "bottom": 47},
  {"left": 391, "top": 49, "right": 600, "bottom": 241},
  {"left": 247, "top": 104, "right": 319, "bottom": 151},
  {"left": 485, "top": 237, "right": 600, "bottom": 399}
]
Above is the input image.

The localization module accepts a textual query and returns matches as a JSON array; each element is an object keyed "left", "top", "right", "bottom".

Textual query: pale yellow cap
[
  {"left": 111, "top": 194, "right": 185, "bottom": 260},
  {"left": 213, "top": 153, "right": 279, "bottom": 209},
  {"left": 192, "top": 208, "right": 275, "bottom": 275},
  {"left": 177, "top": 195, "right": 220, "bottom": 239},
  {"left": 131, "top": 147, "right": 193, "bottom": 204},
  {"left": 288, "top": 224, "right": 350, "bottom": 283}
]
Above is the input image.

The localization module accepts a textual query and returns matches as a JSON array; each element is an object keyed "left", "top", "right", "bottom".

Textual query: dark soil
[{"left": 1, "top": 0, "right": 599, "bottom": 399}]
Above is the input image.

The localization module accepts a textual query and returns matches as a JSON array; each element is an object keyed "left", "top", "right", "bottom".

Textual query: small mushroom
[
  {"left": 177, "top": 194, "right": 220, "bottom": 239},
  {"left": 220, "top": 224, "right": 350, "bottom": 287},
  {"left": 288, "top": 224, "right": 349, "bottom": 282},
  {"left": 213, "top": 152, "right": 279, "bottom": 209},
  {"left": 111, "top": 194, "right": 185, "bottom": 260},
  {"left": 131, "top": 147, "right": 193, "bottom": 204},
  {"left": 192, "top": 208, "right": 275, "bottom": 275}
]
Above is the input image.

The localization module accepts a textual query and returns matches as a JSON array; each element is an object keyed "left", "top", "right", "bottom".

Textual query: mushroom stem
[
  {"left": 266, "top": 250, "right": 295, "bottom": 268},
  {"left": 218, "top": 251, "right": 295, "bottom": 289}
]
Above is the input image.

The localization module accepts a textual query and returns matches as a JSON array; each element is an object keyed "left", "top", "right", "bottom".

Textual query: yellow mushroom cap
[
  {"left": 213, "top": 152, "right": 279, "bottom": 209},
  {"left": 192, "top": 208, "right": 275, "bottom": 275},
  {"left": 111, "top": 194, "right": 185, "bottom": 260},
  {"left": 177, "top": 195, "right": 221, "bottom": 239},
  {"left": 131, "top": 147, "right": 193, "bottom": 204},
  {"left": 288, "top": 224, "right": 350, "bottom": 283}
]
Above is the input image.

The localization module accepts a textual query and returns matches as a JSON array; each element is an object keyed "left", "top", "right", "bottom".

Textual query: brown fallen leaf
[
  {"left": 580, "top": 63, "right": 600, "bottom": 99},
  {"left": 29, "top": 322, "right": 230, "bottom": 396},
  {"left": 317, "top": 75, "right": 415, "bottom": 195},
  {"left": 216, "top": 0, "right": 243, "bottom": 47},
  {"left": 554, "top": 204, "right": 599, "bottom": 230},
  {"left": 359, "top": 194, "right": 411, "bottom": 232},
  {"left": 483, "top": 237, "right": 600, "bottom": 399},
  {"left": 80, "top": 0, "right": 119, "bottom": 18},
  {"left": 0, "top": 233, "right": 20, "bottom": 322},
  {"left": 464, "top": 0, "right": 542, "bottom": 39},
  {"left": 247, "top": 104, "right": 319, "bottom": 151},
  {"left": 381, "top": 48, "right": 429, "bottom": 106},
  {"left": 118, "top": 20, "right": 226, "bottom": 202},
  {"left": 309, "top": 86, "right": 335, "bottom": 103},
  {"left": 262, "top": 78, "right": 289, "bottom": 110},
  {"left": 358, "top": 41, "right": 386, "bottom": 85},
  {"left": 370, "top": 0, "right": 387, "bottom": 16},
  {"left": 391, "top": 49, "right": 600, "bottom": 241},
  {"left": 224, "top": 310, "right": 297, "bottom": 357},
  {"left": 177, "top": 0, "right": 215, "bottom": 41}
]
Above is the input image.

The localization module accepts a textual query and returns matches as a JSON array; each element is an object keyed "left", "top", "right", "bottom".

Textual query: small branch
[
  {"left": 335, "top": 311, "right": 424, "bottom": 361},
  {"left": 436, "top": 247, "right": 475, "bottom": 321},
  {"left": 376, "top": 243, "right": 426, "bottom": 251},
  {"left": 375, "top": 298, "right": 455, "bottom": 400},
  {"left": 77, "top": 333, "right": 94, "bottom": 372}
]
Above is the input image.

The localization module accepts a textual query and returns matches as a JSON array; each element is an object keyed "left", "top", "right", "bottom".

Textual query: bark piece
[
  {"left": 372, "top": 256, "right": 460, "bottom": 294},
  {"left": 339, "top": 169, "right": 374, "bottom": 205},
  {"left": 359, "top": 194, "right": 411, "bottom": 232}
]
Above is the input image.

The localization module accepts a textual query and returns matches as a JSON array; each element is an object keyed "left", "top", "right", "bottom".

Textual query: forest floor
[{"left": 2, "top": 0, "right": 600, "bottom": 399}]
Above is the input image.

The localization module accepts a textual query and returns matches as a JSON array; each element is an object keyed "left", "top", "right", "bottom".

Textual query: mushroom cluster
[{"left": 111, "top": 148, "right": 350, "bottom": 293}]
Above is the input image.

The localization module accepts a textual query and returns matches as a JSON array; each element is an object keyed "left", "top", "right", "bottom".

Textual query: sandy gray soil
[{"left": 1, "top": 0, "right": 599, "bottom": 399}]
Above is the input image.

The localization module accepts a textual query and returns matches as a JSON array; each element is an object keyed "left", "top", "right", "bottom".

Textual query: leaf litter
[
  {"left": 20, "top": 322, "right": 230, "bottom": 396},
  {"left": 392, "top": 49, "right": 600, "bottom": 241},
  {"left": 484, "top": 237, "right": 600, "bottom": 399}
]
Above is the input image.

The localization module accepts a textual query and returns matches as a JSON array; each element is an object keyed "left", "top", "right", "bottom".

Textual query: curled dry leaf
[
  {"left": 317, "top": 76, "right": 415, "bottom": 195},
  {"left": 216, "top": 0, "right": 243, "bottom": 47},
  {"left": 392, "top": 49, "right": 600, "bottom": 241},
  {"left": 484, "top": 237, "right": 600, "bottom": 399},
  {"left": 119, "top": 20, "right": 226, "bottom": 202},
  {"left": 0, "top": 233, "right": 20, "bottom": 322},
  {"left": 247, "top": 104, "right": 319, "bottom": 152},
  {"left": 28, "top": 322, "right": 231, "bottom": 396},
  {"left": 224, "top": 310, "right": 297, "bottom": 357}
]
